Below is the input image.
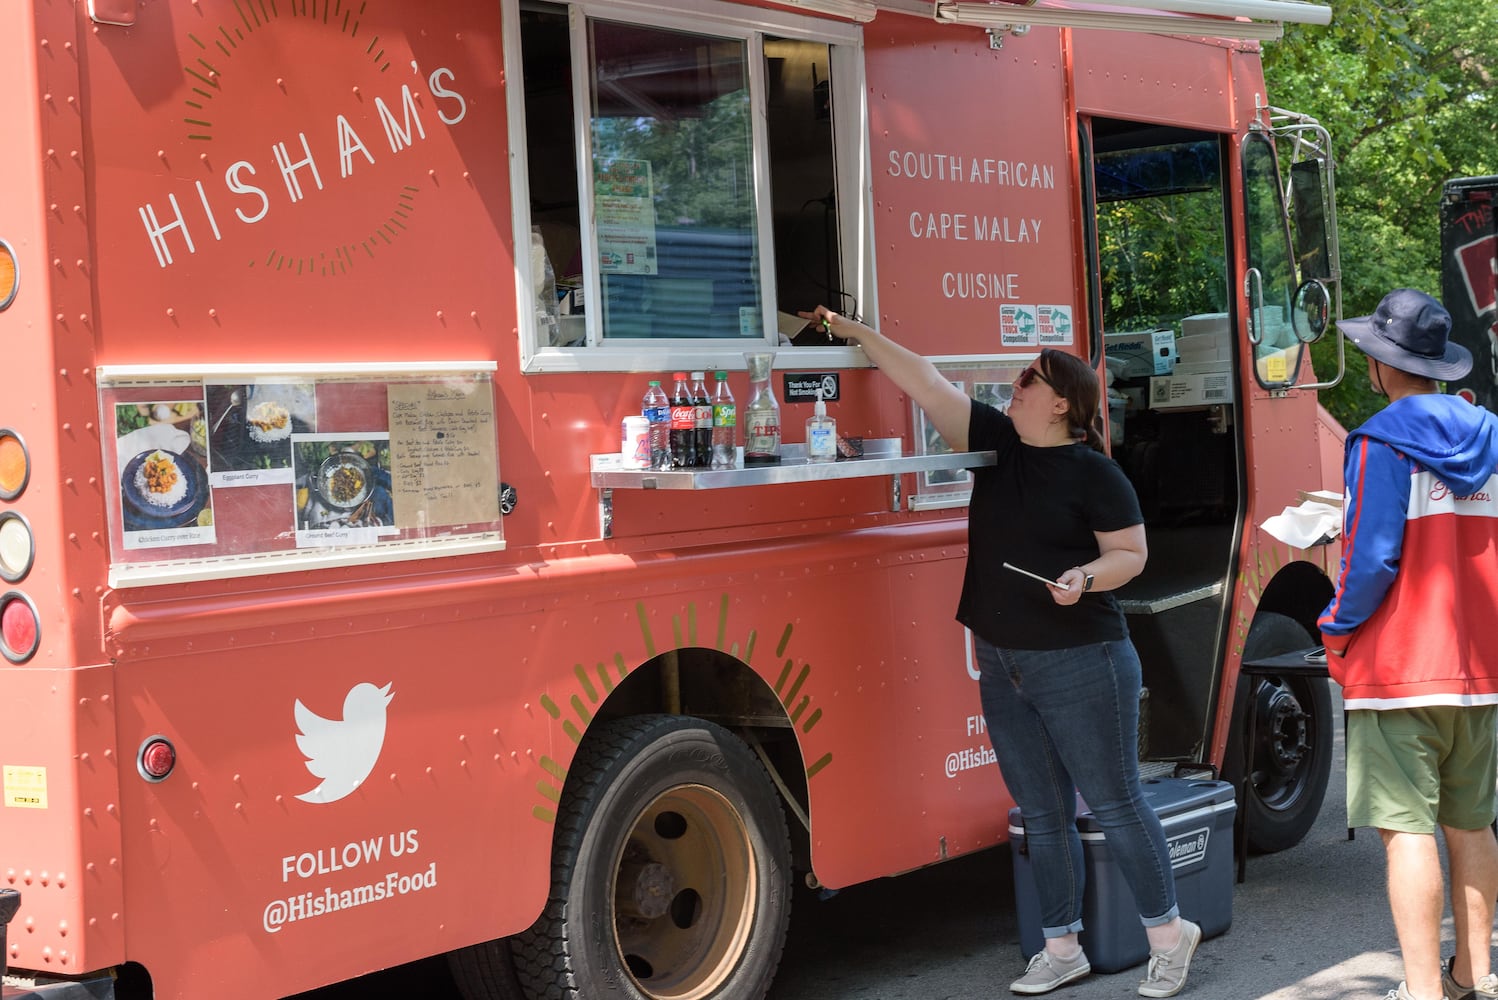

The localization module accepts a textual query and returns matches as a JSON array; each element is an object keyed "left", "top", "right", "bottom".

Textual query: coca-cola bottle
[
  {"left": 669, "top": 372, "right": 696, "bottom": 468},
  {"left": 690, "top": 371, "right": 712, "bottom": 468}
]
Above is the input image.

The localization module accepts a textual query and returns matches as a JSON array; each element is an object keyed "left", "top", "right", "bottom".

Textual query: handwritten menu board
[{"left": 388, "top": 383, "right": 500, "bottom": 529}]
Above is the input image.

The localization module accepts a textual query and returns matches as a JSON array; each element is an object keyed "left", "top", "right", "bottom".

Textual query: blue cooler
[{"left": 1009, "top": 777, "right": 1235, "bottom": 973}]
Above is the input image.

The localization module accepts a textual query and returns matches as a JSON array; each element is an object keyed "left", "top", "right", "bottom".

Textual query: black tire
[
  {"left": 1223, "top": 612, "right": 1334, "bottom": 854},
  {"left": 511, "top": 715, "right": 793, "bottom": 1000},
  {"left": 448, "top": 939, "right": 528, "bottom": 1000}
]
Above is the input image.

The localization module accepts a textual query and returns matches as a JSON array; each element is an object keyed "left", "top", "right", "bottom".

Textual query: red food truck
[{"left": 0, "top": 0, "right": 1344, "bottom": 997}]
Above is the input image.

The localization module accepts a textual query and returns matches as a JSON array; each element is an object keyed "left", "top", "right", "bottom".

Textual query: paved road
[{"left": 299, "top": 690, "right": 1459, "bottom": 999}]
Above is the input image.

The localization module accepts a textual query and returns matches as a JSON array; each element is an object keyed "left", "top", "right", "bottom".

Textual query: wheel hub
[
  {"left": 617, "top": 860, "right": 676, "bottom": 920},
  {"left": 611, "top": 784, "right": 755, "bottom": 1000},
  {"left": 1264, "top": 690, "right": 1310, "bottom": 773}
]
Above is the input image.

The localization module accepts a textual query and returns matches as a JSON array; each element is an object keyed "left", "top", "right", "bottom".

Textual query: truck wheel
[
  {"left": 1224, "top": 613, "right": 1334, "bottom": 854},
  {"left": 448, "top": 938, "right": 528, "bottom": 1000},
  {"left": 512, "top": 714, "right": 793, "bottom": 1000}
]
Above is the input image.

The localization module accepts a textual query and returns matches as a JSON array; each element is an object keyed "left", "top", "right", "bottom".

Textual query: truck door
[{"left": 1084, "top": 118, "right": 1241, "bottom": 768}]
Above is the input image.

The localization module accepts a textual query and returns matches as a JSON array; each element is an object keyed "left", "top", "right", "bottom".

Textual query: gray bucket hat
[{"left": 1338, "top": 288, "right": 1472, "bottom": 381}]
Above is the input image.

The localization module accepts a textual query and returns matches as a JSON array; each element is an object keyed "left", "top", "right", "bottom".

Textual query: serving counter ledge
[{"left": 590, "top": 438, "right": 996, "bottom": 491}]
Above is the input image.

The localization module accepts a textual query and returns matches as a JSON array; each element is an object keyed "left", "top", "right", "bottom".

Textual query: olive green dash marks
[
  {"left": 538, "top": 693, "right": 582, "bottom": 745},
  {"left": 715, "top": 594, "right": 730, "bottom": 651},
  {"left": 635, "top": 601, "right": 658, "bottom": 658},
  {"left": 533, "top": 601, "right": 833, "bottom": 825},
  {"left": 532, "top": 756, "right": 566, "bottom": 823},
  {"left": 775, "top": 622, "right": 794, "bottom": 658}
]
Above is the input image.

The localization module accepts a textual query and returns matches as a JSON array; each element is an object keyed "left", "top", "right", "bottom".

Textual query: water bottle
[
  {"left": 670, "top": 372, "right": 696, "bottom": 468},
  {"left": 711, "top": 371, "right": 737, "bottom": 469},
  {"left": 642, "top": 380, "right": 671, "bottom": 471},
  {"left": 690, "top": 371, "right": 712, "bottom": 468}
]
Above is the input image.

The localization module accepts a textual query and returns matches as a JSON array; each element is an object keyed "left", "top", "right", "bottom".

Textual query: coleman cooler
[{"left": 1009, "top": 776, "right": 1236, "bottom": 973}]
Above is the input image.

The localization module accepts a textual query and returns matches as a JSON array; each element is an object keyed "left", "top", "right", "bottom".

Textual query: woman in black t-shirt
[{"left": 803, "top": 307, "right": 1202, "bottom": 999}]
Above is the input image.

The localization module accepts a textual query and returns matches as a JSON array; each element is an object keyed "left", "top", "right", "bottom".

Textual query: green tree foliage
[{"left": 1262, "top": 0, "right": 1498, "bottom": 427}]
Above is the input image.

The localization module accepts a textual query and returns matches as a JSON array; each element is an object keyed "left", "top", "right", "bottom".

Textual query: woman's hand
[
  {"left": 1049, "top": 568, "right": 1087, "bottom": 606},
  {"left": 798, "top": 306, "right": 864, "bottom": 345}
]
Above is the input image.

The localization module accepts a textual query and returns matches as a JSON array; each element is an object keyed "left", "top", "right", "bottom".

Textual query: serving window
[
  {"left": 97, "top": 363, "right": 503, "bottom": 587},
  {"left": 509, "top": 0, "right": 873, "bottom": 372}
]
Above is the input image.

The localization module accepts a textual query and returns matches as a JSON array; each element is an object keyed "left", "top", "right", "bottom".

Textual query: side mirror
[{"left": 1292, "top": 279, "right": 1330, "bottom": 343}]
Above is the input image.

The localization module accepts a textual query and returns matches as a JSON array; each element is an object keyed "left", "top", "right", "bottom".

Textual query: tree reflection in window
[{"left": 589, "top": 21, "right": 761, "bottom": 339}]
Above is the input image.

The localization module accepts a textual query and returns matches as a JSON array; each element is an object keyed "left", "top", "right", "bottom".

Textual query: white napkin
[
  {"left": 117, "top": 424, "right": 191, "bottom": 477},
  {"left": 1260, "top": 499, "right": 1343, "bottom": 549}
]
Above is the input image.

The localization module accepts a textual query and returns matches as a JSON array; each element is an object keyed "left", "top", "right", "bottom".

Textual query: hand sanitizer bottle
[{"left": 805, "top": 387, "right": 836, "bottom": 463}]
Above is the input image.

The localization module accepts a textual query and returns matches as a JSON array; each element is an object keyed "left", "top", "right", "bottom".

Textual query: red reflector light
[
  {"left": 1, "top": 592, "right": 40, "bottom": 663},
  {"left": 138, "top": 738, "right": 176, "bottom": 782},
  {"left": 0, "top": 431, "right": 27, "bottom": 500}
]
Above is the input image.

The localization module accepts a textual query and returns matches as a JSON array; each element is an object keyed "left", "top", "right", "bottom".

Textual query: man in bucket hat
[{"left": 1318, "top": 289, "right": 1498, "bottom": 1000}]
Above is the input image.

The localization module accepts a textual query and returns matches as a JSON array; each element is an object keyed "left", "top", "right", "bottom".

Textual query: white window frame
[{"left": 503, "top": 0, "right": 876, "bottom": 374}]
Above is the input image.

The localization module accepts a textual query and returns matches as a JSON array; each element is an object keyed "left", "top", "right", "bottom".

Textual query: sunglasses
[{"left": 1015, "top": 366, "right": 1057, "bottom": 392}]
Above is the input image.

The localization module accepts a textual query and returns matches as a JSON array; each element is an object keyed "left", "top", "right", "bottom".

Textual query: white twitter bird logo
[{"left": 294, "top": 682, "right": 394, "bottom": 804}]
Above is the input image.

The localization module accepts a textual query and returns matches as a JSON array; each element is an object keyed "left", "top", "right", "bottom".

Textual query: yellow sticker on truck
[{"left": 4, "top": 765, "right": 47, "bottom": 808}]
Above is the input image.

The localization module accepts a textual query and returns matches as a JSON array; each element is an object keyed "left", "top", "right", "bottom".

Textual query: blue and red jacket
[{"left": 1318, "top": 393, "right": 1498, "bottom": 710}]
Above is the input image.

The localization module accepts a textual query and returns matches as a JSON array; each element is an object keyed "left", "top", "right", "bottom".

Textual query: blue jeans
[{"left": 976, "top": 635, "right": 1177, "bottom": 938}]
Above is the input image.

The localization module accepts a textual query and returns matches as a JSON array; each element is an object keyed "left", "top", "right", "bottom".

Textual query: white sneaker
[
  {"left": 1138, "top": 918, "right": 1201, "bottom": 998},
  {"left": 1010, "top": 947, "right": 1091, "bottom": 995}
]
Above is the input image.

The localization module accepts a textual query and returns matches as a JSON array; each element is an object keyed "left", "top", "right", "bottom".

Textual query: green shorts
[{"left": 1346, "top": 705, "right": 1498, "bottom": 834}]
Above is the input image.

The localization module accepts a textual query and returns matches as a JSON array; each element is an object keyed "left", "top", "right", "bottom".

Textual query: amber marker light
[
  {"left": 0, "top": 512, "right": 33, "bottom": 583},
  {"left": 0, "top": 591, "right": 40, "bottom": 664},
  {"left": 137, "top": 736, "right": 177, "bottom": 782},
  {"left": 0, "top": 239, "right": 16, "bottom": 311},
  {"left": 0, "top": 430, "right": 28, "bottom": 500}
]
